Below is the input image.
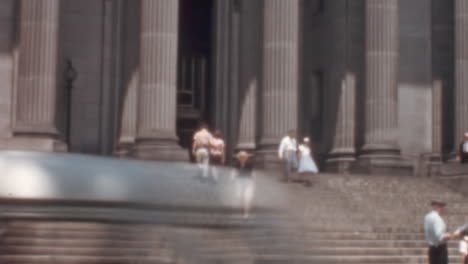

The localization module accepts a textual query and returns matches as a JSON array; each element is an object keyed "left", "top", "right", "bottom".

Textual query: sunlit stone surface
[{"left": 0, "top": 151, "right": 286, "bottom": 214}]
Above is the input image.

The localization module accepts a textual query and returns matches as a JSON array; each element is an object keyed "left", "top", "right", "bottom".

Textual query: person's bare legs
[
  {"left": 304, "top": 172, "right": 313, "bottom": 187},
  {"left": 242, "top": 182, "right": 254, "bottom": 219},
  {"left": 211, "top": 165, "right": 219, "bottom": 182}
]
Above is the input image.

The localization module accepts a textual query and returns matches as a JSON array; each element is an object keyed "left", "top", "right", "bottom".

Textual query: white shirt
[
  {"left": 278, "top": 136, "right": 297, "bottom": 159},
  {"left": 424, "top": 210, "right": 446, "bottom": 246},
  {"left": 193, "top": 129, "right": 213, "bottom": 147}
]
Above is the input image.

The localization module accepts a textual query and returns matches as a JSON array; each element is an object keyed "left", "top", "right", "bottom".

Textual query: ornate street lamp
[{"left": 64, "top": 59, "right": 77, "bottom": 147}]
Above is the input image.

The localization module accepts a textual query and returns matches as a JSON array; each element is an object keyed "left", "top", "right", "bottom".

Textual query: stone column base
[
  {"left": 255, "top": 146, "right": 282, "bottom": 170},
  {"left": 416, "top": 153, "right": 442, "bottom": 177},
  {"left": 114, "top": 143, "right": 134, "bottom": 158},
  {"left": 235, "top": 142, "right": 256, "bottom": 152},
  {"left": 131, "top": 139, "right": 189, "bottom": 162},
  {"left": 326, "top": 156, "right": 356, "bottom": 174},
  {"left": 0, "top": 137, "right": 67, "bottom": 152},
  {"left": 355, "top": 153, "right": 413, "bottom": 175}
]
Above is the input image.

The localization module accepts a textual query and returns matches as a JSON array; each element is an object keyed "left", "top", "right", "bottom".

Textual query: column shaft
[
  {"left": 138, "top": 0, "right": 178, "bottom": 139},
  {"left": 133, "top": 0, "right": 186, "bottom": 161},
  {"left": 455, "top": 0, "right": 468, "bottom": 148},
  {"left": 116, "top": 72, "right": 138, "bottom": 156},
  {"left": 258, "top": 0, "right": 300, "bottom": 167},
  {"left": 237, "top": 0, "right": 261, "bottom": 151},
  {"left": 328, "top": 75, "right": 356, "bottom": 169},
  {"left": 237, "top": 80, "right": 257, "bottom": 150},
  {"left": 362, "top": 0, "right": 400, "bottom": 155},
  {"left": 14, "top": 0, "right": 60, "bottom": 136},
  {"left": 326, "top": 0, "right": 361, "bottom": 173},
  {"left": 433, "top": 80, "right": 443, "bottom": 154}
]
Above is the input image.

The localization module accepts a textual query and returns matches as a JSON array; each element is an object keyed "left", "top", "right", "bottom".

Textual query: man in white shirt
[
  {"left": 278, "top": 129, "right": 298, "bottom": 182},
  {"left": 424, "top": 200, "right": 453, "bottom": 264}
]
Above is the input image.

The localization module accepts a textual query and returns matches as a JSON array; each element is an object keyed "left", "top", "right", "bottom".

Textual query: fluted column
[
  {"left": 237, "top": 0, "right": 261, "bottom": 151},
  {"left": 15, "top": 0, "right": 60, "bottom": 135},
  {"left": 132, "top": 0, "right": 187, "bottom": 161},
  {"left": 237, "top": 80, "right": 257, "bottom": 150},
  {"left": 328, "top": 74, "right": 357, "bottom": 172},
  {"left": 258, "top": 0, "right": 300, "bottom": 167},
  {"left": 10, "top": 0, "right": 65, "bottom": 151},
  {"left": 455, "top": 0, "right": 468, "bottom": 151},
  {"left": 360, "top": 0, "right": 400, "bottom": 159},
  {"left": 116, "top": 71, "right": 139, "bottom": 157},
  {"left": 326, "top": 0, "right": 363, "bottom": 173},
  {"left": 433, "top": 80, "right": 443, "bottom": 155}
]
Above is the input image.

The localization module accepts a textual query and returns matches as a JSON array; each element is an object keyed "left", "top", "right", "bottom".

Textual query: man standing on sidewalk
[{"left": 424, "top": 200, "right": 453, "bottom": 264}]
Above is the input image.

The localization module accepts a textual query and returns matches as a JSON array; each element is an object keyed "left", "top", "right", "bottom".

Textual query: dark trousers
[{"left": 429, "top": 244, "right": 448, "bottom": 264}]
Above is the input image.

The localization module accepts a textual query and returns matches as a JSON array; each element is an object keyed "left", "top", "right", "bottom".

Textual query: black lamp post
[{"left": 65, "top": 59, "right": 78, "bottom": 147}]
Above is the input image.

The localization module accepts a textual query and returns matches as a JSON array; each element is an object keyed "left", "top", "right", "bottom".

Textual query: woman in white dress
[{"left": 297, "top": 137, "right": 318, "bottom": 186}]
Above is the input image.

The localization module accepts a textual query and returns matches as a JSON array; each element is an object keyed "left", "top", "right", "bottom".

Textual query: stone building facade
[{"left": 0, "top": 0, "right": 464, "bottom": 174}]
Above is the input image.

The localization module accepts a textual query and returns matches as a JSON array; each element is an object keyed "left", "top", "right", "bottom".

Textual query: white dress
[{"left": 297, "top": 145, "right": 319, "bottom": 173}]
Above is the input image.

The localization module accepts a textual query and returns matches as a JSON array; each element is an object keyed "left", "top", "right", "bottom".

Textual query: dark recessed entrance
[{"left": 177, "top": 0, "right": 214, "bottom": 154}]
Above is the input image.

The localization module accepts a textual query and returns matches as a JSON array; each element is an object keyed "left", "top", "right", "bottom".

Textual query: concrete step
[
  {"left": 199, "top": 246, "right": 459, "bottom": 256},
  {"left": 197, "top": 239, "right": 460, "bottom": 250},
  {"left": 0, "top": 255, "right": 175, "bottom": 264},
  {"left": 197, "top": 232, "right": 428, "bottom": 241},
  {"left": 0, "top": 246, "right": 174, "bottom": 257},
  {"left": 2, "top": 229, "right": 169, "bottom": 240},
  {"left": 0, "top": 236, "right": 172, "bottom": 248},
  {"left": 201, "top": 254, "right": 460, "bottom": 264},
  {"left": 0, "top": 205, "right": 291, "bottom": 228},
  {"left": 5, "top": 226, "right": 429, "bottom": 241}
]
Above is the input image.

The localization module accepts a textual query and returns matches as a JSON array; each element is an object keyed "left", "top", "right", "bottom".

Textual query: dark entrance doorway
[{"left": 177, "top": 0, "right": 214, "bottom": 155}]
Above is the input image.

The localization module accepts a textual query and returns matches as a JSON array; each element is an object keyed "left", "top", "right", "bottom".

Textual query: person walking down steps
[
  {"left": 297, "top": 137, "right": 318, "bottom": 186},
  {"left": 231, "top": 151, "right": 255, "bottom": 219}
]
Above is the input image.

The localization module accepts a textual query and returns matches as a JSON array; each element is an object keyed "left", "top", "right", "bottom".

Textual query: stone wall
[
  {"left": 0, "top": 0, "right": 16, "bottom": 139},
  {"left": 398, "top": 0, "right": 433, "bottom": 160},
  {"left": 301, "top": 0, "right": 331, "bottom": 166},
  {"left": 59, "top": 0, "right": 105, "bottom": 154}
]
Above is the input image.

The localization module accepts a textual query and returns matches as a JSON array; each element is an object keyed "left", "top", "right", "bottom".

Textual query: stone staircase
[
  {"left": 155, "top": 172, "right": 468, "bottom": 264},
  {"left": 0, "top": 172, "right": 468, "bottom": 264},
  {"left": 0, "top": 220, "right": 181, "bottom": 263}
]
